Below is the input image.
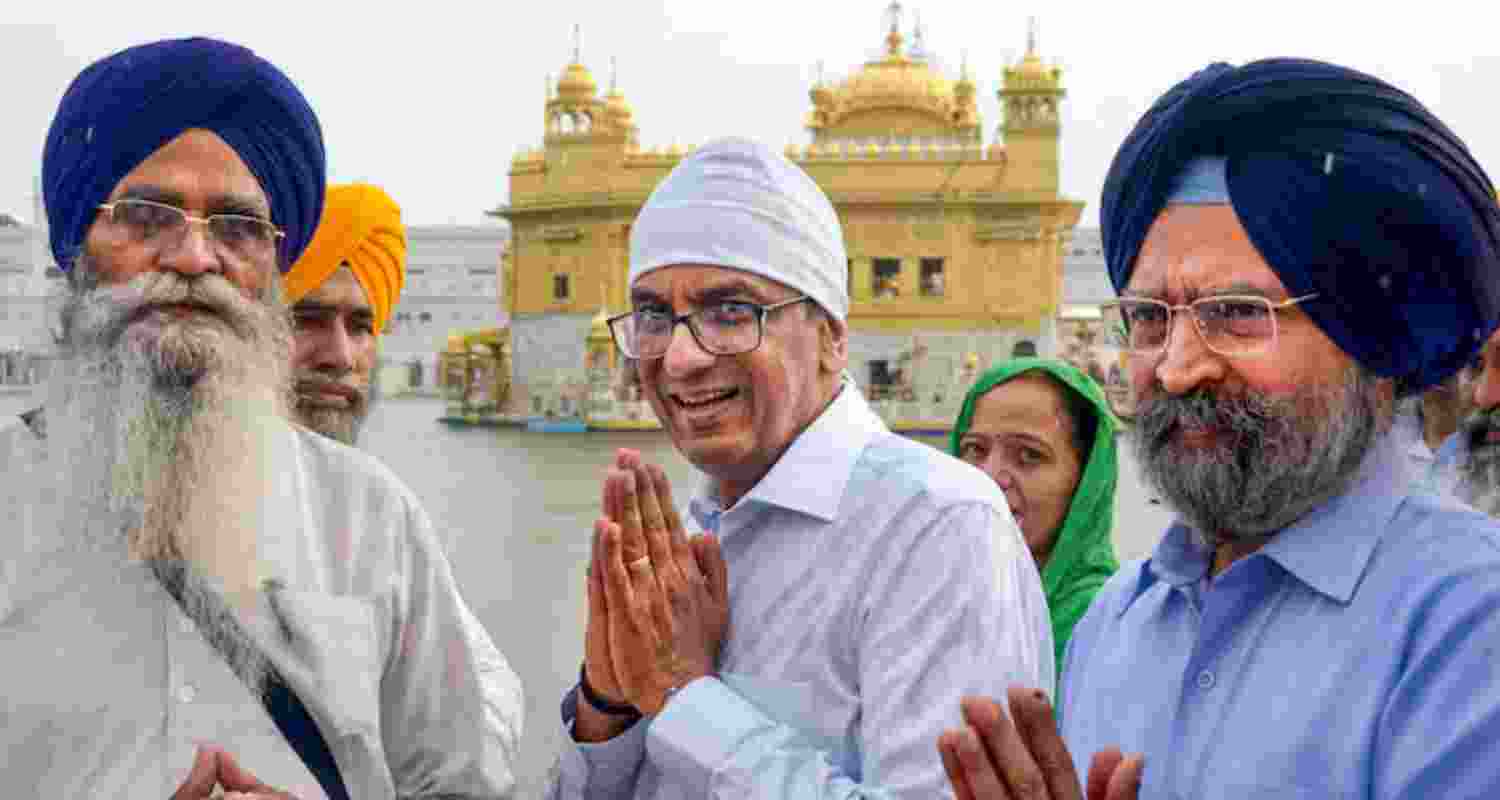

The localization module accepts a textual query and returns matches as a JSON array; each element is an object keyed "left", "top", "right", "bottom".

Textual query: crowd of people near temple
[{"left": 3, "top": 34, "right": 1500, "bottom": 800}]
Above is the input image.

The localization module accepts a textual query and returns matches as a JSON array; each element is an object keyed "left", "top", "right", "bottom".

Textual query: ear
[{"left": 818, "top": 314, "right": 849, "bottom": 377}]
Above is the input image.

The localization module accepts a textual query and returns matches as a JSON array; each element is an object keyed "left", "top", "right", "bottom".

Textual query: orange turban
[{"left": 284, "top": 183, "right": 406, "bottom": 334}]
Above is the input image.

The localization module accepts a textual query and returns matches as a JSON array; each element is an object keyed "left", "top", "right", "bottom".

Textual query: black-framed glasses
[
  {"left": 608, "top": 296, "right": 813, "bottom": 359},
  {"left": 96, "top": 198, "right": 284, "bottom": 262},
  {"left": 1100, "top": 293, "right": 1319, "bottom": 358}
]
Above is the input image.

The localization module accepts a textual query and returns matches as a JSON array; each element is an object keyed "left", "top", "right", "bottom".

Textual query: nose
[
  {"left": 1154, "top": 309, "right": 1226, "bottom": 395},
  {"left": 156, "top": 220, "right": 223, "bottom": 278},
  {"left": 309, "top": 322, "right": 357, "bottom": 376},
  {"left": 660, "top": 319, "right": 716, "bottom": 378},
  {"left": 981, "top": 454, "right": 1016, "bottom": 489}
]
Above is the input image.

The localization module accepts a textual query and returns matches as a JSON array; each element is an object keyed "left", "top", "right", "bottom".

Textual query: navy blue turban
[
  {"left": 42, "top": 37, "right": 326, "bottom": 272},
  {"left": 1101, "top": 58, "right": 1500, "bottom": 391}
]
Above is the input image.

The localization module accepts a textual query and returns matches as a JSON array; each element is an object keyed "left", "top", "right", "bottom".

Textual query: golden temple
[{"left": 487, "top": 6, "right": 1084, "bottom": 428}]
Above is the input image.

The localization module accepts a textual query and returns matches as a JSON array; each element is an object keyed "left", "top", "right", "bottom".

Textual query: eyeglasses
[
  {"left": 608, "top": 296, "right": 813, "bottom": 360},
  {"left": 1100, "top": 293, "right": 1319, "bottom": 358},
  {"left": 96, "top": 198, "right": 284, "bottom": 262}
]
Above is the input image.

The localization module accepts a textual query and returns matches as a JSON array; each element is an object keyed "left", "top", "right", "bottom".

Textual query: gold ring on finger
[{"left": 627, "top": 556, "right": 653, "bottom": 572}]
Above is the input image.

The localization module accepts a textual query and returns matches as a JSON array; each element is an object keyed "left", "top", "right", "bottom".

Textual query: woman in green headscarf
[{"left": 950, "top": 357, "right": 1120, "bottom": 672}]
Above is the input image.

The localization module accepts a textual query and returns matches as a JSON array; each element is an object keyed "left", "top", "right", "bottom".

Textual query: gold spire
[{"left": 883, "top": 0, "right": 905, "bottom": 57}]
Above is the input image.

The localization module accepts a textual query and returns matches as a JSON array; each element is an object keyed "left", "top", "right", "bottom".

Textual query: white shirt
[
  {"left": 0, "top": 413, "right": 523, "bottom": 799},
  {"left": 550, "top": 385, "right": 1053, "bottom": 799}
]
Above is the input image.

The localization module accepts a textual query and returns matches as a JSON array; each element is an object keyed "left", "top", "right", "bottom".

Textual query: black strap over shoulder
[
  {"left": 156, "top": 564, "right": 351, "bottom": 800},
  {"left": 261, "top": 672, "right": 352, "bottom": 800}
]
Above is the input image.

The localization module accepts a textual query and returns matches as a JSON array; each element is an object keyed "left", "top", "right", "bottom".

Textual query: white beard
[{"left": 46, "top": 264, "right": 294, "bottom": 692}]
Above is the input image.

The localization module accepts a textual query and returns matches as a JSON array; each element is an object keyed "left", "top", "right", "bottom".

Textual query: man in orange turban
[{"left": 284, "top": 183, "right": 406, "bottom": 444}]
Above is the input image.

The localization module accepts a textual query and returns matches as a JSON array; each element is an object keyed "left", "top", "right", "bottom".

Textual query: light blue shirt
[
  {"left": 549, "top": 385, "right": 1053, "bottom": 799},
  {"left": 1058, "top": 432, "right": 1500, "bottom": 799}
]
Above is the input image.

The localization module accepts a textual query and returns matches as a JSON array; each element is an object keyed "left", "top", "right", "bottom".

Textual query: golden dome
[
  {"left": 604, "top": 89, "right": 634, "bottom": 127},
  {"left": 556, "top": 62, "right": 597, "bottom": 101},
  {"left": 838, "top": 52, "right": 956, "bottom": 117},
  {"left": 1014, "top": 52, "right": 1049, "bottom": 78}
]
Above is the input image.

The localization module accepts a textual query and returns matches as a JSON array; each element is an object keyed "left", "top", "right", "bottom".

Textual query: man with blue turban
[
  {"left": 0, "top": 38, "right": 520, "bottom": 799},
  {"left": 941, "top": 59, "right": 1500, "bottom": 800}
]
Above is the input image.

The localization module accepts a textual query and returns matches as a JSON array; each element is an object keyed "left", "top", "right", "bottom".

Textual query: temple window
[
  {"left": 553, "top": 273, "right": 571, "bottom": 301},
  {"left": 920, "top": 258, "right": 945, "bottom": 297},
  {"left": 868, "top": 359, "right": 896, "bottom": 401},
  {"left": 872, "top": 258, "right": 901, "bottom": 298}
]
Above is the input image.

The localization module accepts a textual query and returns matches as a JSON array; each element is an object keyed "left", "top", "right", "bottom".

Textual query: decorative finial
[
  {"left": 911, "top": 10, "right": 925, "bottom": 59},
  {"left": 1027, "top": 16, "right": 1039, "bottom": 57},
  {"left": 961, "top": 49, "right": 969, "bottom": 79},
  {"left": 572, "top": 23, "right": 582, "bottom": 63},
  {"left": 545, "top": 73, "right": 552, "bottom": 99},
  {"left": 883, "top": 1, "right": 904, "bottom": 56},
  {"left": 610, "top": 56, "right": 618, "bottom": 93},
  {"left": 816, "top": 59, "right": 825, "bottom": 85}
]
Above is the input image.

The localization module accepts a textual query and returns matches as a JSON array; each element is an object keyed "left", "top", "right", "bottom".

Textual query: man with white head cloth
[{"left": 547, "top": 136, "right": 1053, "bottom": 800}]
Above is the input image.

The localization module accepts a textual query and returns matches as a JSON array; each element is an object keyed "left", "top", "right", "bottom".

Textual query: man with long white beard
[
  {"left": 940, "top": 59, "right": 1500, "bottom": 800},
  {"left": 0, "top": 38, "right": 520, "bottom": 799}
]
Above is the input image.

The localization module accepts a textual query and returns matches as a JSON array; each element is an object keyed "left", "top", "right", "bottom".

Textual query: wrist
[{"left": 579, "top": 663, "right": 642, "bottom": 720}]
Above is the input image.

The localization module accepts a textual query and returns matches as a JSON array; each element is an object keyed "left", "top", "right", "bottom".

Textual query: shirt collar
[
  {"left": 1124, "top": 429, "right": 1409, "bottom": 614},
  {"left": 689, "top": 380, "right": 883, "bottom": 529}
]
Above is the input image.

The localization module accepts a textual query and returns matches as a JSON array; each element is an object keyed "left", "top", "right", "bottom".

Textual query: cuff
[
  {"left": 646, "top": 677, "right": 775, "bottom": 795},
  {"left": 560, "top": 686, "right": 648, "bottom": 794}
]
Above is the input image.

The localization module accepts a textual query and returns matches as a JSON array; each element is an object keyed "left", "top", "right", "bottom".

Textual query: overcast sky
[{"left": 2, "top": 3, "right": 1496, "bottom": 229}]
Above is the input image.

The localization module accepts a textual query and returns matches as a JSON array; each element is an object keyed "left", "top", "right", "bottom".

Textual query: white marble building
[{"left": 375, "top": 224, "right": 507, "bottom": 395}]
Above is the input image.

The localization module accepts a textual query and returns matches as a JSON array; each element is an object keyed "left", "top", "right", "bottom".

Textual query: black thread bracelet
[{"left": 578, "top": 664, "right": 642, "bottom": 719}]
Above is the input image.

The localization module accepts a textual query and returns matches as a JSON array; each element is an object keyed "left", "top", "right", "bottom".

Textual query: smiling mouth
[{"left": 671, "top": 387, "right": 740, "bottom": 410}]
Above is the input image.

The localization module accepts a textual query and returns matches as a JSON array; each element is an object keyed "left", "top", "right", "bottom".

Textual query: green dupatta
[{"left": 949, "top": 357, "right": 1121, "bottom": 673}]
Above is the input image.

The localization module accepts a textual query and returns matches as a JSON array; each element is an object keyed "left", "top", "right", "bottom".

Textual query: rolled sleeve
[
  {"left": 647, "top": 676, "right": 876, "bottom": 799},
  {"left": 549, "top": 688, "right": 649, "bottom": 800}
]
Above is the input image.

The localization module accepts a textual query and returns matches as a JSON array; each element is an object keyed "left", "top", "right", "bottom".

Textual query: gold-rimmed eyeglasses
[
  {"left": 96, "top": 198, "right": 284, "bottom": 262},
  {"left": 608, "top": 296, "right": 813, "bottom": 360},
  {"left": 1100, "top": 293, "right": 1320, "bottom": 358}
]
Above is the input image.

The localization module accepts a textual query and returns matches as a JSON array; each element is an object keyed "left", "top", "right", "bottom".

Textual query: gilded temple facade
[{"left": 495, "top": 8, "right": 1084, "bottom": 424}]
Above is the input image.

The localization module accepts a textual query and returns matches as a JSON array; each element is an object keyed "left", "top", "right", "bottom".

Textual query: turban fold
[
  {"left": 43, "top": 36, "right": 326, "bottom": 272},
  {"left": 629, "top": 137, "right": 849, "bottom": 322},
  {"left": 1101, "top": 58, "right": 1500, "bottom": 391},
  {"left": 284, "top": 184, "right": 406, "bottom": 335}
]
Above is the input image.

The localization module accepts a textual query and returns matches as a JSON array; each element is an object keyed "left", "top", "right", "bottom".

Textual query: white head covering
[{"left": 628, "top": 137, "right": 849, "bottom": 322}]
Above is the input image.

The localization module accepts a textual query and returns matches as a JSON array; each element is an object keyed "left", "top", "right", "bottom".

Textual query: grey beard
[
  {"left": 1129, "top": 364, "right": 1381, "bottom": 546},
  {"left": 295, "top": 398, "right": 368, "bottom": 446},
  {"left": 1457, "top": 409, "right": 1500, "bottom": 517},
  {"left": 47, "top": 257, "right": 294, "bottom": 641},
  {"left": 151, "top": 558, "right": 272, "bottom": 697}
]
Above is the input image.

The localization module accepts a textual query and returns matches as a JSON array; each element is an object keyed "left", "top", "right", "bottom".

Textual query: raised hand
[
  {"left": 938, "top": 688, "right": 1143, "bottom": 800},
  {"left": 599, "top": 449, "right": 729, "bottom": 715}
]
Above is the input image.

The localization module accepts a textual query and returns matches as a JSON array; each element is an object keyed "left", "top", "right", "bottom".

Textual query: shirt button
[
  {"left": 178, "top": 684, "right": 197, "bottom": 703},
  {"left": 1196, "top": 670, "right": 1216, "bottom": 690}
]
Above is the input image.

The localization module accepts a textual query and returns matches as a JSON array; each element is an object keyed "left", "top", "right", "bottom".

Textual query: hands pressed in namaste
[
  {"left": 578, "top": 448, "right": 729, "bottom": 737},
  {"left": 939, "top": 688, "right": 1143, "bottom": 800},
  {"left": 170, "top": 745, "right": 300, "bottom": 799}
]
